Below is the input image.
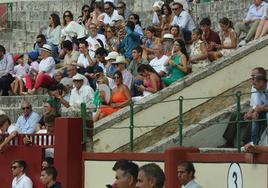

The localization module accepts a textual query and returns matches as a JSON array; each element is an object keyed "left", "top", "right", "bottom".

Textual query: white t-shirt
[
  {"left": 69, "top": 85, "right": 95, "bottom": 108},
  {"left": 39, "top": 56, "right": 55, "bottom": 77},
  {"left": 13, "top": 63, "right": 30, "bottom": 78},
  {"left": 77, "top": 53, "right": 90, "bottom": 68},
  {"left": 149, "top": 55, "right": 169, "bottom": 74},
  {"left": 61, "top": 21, "right": 87, "bottom": 40},
  {"left": 12, "top": 173, "right": 33, "bottom": 188},
  {"left": 102, "top": 10, "right": 121, "bottom": 25}
]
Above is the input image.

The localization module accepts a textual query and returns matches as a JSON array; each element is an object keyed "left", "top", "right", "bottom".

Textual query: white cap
[
  {"left": 113, "top": 55, "right": 127, "bottom": 64},
  {"left": 163, "top": 33, "right": 174, "bottom": 40},
  {"left": 60, "top": 77, "right": 73, "bottom": 86},
  {"left": 72, "top": 74, "right": 84, "bottom": 80},
  {"left": 41, "top": 44, "right": 52, "bottom": 53},
  {"left": 105, "top": 51, "right": 119, "bottom": 60}
]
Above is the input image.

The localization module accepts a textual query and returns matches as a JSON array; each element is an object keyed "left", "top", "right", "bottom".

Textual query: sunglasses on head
[{"left": 22, "top": 106, "right": 30, "bottom": 110}]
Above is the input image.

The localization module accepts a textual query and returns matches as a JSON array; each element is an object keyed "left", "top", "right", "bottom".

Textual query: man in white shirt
[
  {"left": 149, "top": 44, "right": 168, "bottom": 77},
  {"left": 101, "top": 1, "right": 122, "bottom": 26},
  {"left": 11, "top": 160, "right": 33, "bottom": 188},
  {"left": 86, "top": 23, "right": 106, "bottom": 59},
  {"left": 171, "top": 2, "right": 196, "bottom": 41},
  {"left": 77, "top": 40, "right": 95, "bottom": 73},
  {"left": 69, "top": 74, "right": 94, "bottom": 108},
  {"left": 177, "top": 162, "right": 203, "bottom": 188},
  {"left": 235, "top": 0, "right": 268, "bottom": 46}
]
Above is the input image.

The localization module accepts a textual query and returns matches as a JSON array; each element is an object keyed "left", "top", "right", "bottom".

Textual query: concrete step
[{"left": 142, "top": 100, "right": 251, "bottom": 152}]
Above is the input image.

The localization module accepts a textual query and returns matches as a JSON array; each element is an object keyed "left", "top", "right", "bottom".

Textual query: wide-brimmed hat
[
  {"left": 72, "top": 74, "right": 84, "bottom": 81},
  {"left": 41, "top": 44, "right": 52, "bottom": 53},
  {"left": 113, "top": 55, "right": 127, "bottom": 64},
  {"left": 105, "top": 51, "right": 119, "bottom": 60},
  {"left": 13, "top": 53, "right": 24, "bottom": 62}
]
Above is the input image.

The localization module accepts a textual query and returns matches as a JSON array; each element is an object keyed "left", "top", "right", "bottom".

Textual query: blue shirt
[
  {"left": 15, "top": 111, "right": 41, "bottom": 134},
  {"left": 245, "top": 1, "right": 268, "bottom": 21},
  {"left": 118, "top": 30, "right": 141, "bottom": 59}
]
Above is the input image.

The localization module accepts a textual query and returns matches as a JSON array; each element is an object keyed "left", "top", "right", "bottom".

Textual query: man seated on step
[
  {"left": 15, "top": 101, "right": 41, "bottom": 134},
  {"left": 235, "top": 0, "right": 267, "bottom": 46},
  {"left": 221, "top": 67, "right": 268, "bottom": 147}
]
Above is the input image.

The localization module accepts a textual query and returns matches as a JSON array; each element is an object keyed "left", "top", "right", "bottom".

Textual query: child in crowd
[{"left": 11, "top": 53, "right": 30, "bottom": 95}]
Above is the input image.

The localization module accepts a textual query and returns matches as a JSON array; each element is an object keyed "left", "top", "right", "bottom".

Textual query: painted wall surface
[
  {"left": 84, "top": 161, "right": 267, "bottom": 188},
  {"left": 93, "top": 44, "right": 268, "bottom": 152},
  {"left": 84, "top": 160, "right": 164, "bottom": 188}
]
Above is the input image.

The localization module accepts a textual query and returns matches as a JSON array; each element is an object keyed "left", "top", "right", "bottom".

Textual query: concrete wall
[
  {"left": 92, "top": 36, "right": 268, "bottom": 152},
  {"left": 84, "top": 160, "right": 268, "bottom": 188}
]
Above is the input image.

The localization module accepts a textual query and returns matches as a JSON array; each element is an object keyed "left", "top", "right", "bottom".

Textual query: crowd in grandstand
[{"left": 0, "top": 0, "right": 268, "bottom": 149}]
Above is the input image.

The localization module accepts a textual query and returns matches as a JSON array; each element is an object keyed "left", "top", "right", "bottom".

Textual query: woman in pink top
[{"left": 132, "top": 64, "right": 161, "bottom": 102}]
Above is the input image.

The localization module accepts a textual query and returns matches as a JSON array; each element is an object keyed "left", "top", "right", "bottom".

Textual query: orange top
[{"left": 101, "top": 89, "right": 129, "bottom": 116}]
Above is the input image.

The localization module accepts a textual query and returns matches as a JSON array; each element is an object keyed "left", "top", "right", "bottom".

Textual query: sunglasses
[
  {"left": 64, "top": 14, "right": 71, "bottom": 17},
  {"left": 22, "top": 106, "right": 30, "bottom": 110},
  {"left": 11, "top": 166, "right": 19, "bottom": 170},
  {"left": 113, "top": 76, "right": 120, "bottom": 79},
  {"left": 172, "top": 8, "right": 179, "bottom": 11}
]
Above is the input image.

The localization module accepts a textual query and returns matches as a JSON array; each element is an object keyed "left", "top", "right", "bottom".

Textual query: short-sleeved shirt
[
  {"left": 150, "top": 55, "right": 169, "bottom": 74},
  {"left": 245, "top": 1, "right": 267, "bottom": 21},
  {"left": 64, "top": 50, "right": 80, "bottom": 66},
  {"left": 12, "top": 174, "right": 33, "bottom": 188}
]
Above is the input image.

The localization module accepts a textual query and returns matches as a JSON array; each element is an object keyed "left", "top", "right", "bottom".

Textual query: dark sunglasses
[
  {"left": 113, "top": 76, "right": 120, "bottom": 79},
  {"left": 22, "top": 106, "right": 30, "bottom": 110},
  {"left": 11, "top": 166, "right": 19, "bottom": 170},
  {"left": 64, "top": 14, "right": 71, "bottom": 17},
  {"left": 172, "top": 8, "right": 179, "bottom": 11}
]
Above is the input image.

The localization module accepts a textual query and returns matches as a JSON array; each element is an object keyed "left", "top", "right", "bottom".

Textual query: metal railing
[{"left": 81, "top": 90, "right": 266, "bottom": 152}]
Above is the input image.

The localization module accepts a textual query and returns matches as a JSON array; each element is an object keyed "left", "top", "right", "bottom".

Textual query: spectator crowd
[
  {"left": 1, "top": 0, "right": 268, "bottom": 123},
  {"left": 0, "top": 0, "right": 267, "bottom": 146}
]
